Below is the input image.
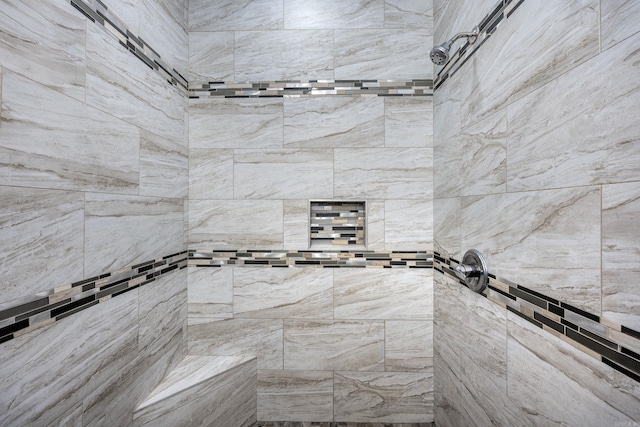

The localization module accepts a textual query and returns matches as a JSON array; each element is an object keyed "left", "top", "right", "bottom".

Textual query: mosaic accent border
[
  {"left": 256, "top": 422, "right": 434, "bottom": 427},
  {"left": 433, "top": 0, "right": 526, "bottom": 89},
  {"left": 0, "top": 251, "right": 188, "bottom": 345},
  {"left": 434, "top": 251, "right": 640, "bottom": 383},
  {"left": 310, "top": 201, "right": 366, "bottom": 247}
]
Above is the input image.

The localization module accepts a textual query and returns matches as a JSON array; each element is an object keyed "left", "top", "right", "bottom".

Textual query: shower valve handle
[
  {"left": 454, "top": 264, "right": 482, "bottom": 279},
  {"left": 453, "top": 249, "right": 489, "bottom": 293}
]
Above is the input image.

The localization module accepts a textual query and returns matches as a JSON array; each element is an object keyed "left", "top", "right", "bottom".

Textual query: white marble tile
[
  {"left": 433, "top": 0, "right": 489, "bottom": 53},
  {"left": 433, "top": 197, "right": 460, "bottom": 259},
  {"left": 234, "top": 149, "right": 333, "bottom": 199},
  {"left": 284, "top": 200, "right": 309, "bottom": 249},
  {"left": 189, "top": 0, "right": 283, "bottom": 31},
  {"left": 284, "top": 0, "right": 384, "bottom": 29},
  {"left": 601, "top": 0, "right": 640, "bottom": 51},
  {"left": 460, "top": 0, "right": 599, "bottom": 127},
  {"left": 334, "top": 268, "right": 432, "bottom": 320},
  {"left": 284, "top": 97, "right": 384, "bottom": 148},
  {"left": 189, "top": 98, "right": 283, "bottom": 149},
  {"left": 0, "top": 187, "right": 84, "bottom": 303},
  {"left": 138, "top": 1, "right": 188, "bottom": 76},
  {"left": 100, "top": 0, "right": 139, "bottom": 33},
  {"left": 433, "top": 77, "right": 463, "bottom": 198},
  {"left": 258, "top": 370, "right": 334, "bottom": 422},
  {"left": 149, "top": 0, "right": 188, "bottom": 30},
  {"left": 284, "top": 319, "right": 385, "bottom": 371},
  {"left": 188, "top": 32, "right": 234, "bottom": 82},
  {"left": 461, "top": 187, "right": 602, "bottom": 314},
  {"left": 334, "top": 30, "right": 431, "bottom": 80},
  {"left": 140, "top": 130, "right": 188, "bottom": 199},
  {"left": 334, "top": 371, "right": 434, "bottom": 423},
  {"left": 0, "top": 71, "right": 139, "bottom": 193},
  {"left": 334, "top": 148, "right": 433, "bottom": 199},
  {"left": 86, "top": 27, "right": 185, "bottom": 143},
  {"left": 385, "top": 0, "right": 433, "bottom": 31},
  {"left": 366, "top": 200, "right": 386, "bottom": 250},
  {"left": 84, "top": 193, "right": 184, "bottom": 278},
  {"left": 188, "top": 266, "right": 233, "bottom": 324},
  {"left": 188, "top": 200, "right": 283, "bottom": 248},
  {"left": 506, "top": 33, "right": 640, "bottom": 191},
  {"left": 384, "top": 199, "right": 433, "bottom": 250},
  {"left": 48, "top": 401, "right": 83, "bottom": 427},
  {"left": 0, "top": 0, "right": 85, "bottom": 101},
  {"left": 602, "top": 182, "right": 640, "bottom": 330},
  {"left": 234, "top": 268, "right": 333, "bottom": 318},
  {"left": 188, "top": 318, "right": 284, "bottom": 369},
  {"left": 384, "top": 97, "right": 433, "bottom": 148},
  {"left": 385, "top": 320, "right": 433, "bottom": 371},
  {"left": 188, "top": 149, "right": 234, "bottom": 200},
  {"left": 235, "top": 30, "right": 334, "bottom": 81},
  {"left": 507, "top": 311, "right": 640, "bottom": 424}
]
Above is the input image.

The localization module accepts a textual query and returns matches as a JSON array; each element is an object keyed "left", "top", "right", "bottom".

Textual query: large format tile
[
  {"left": 433, "top": 197, "right": 460, "bottom": 259},
  {"left": 0, "top": 71, "right": 139, "bottom": 193},
  {"left": 334, "top": 269, "right": 432, "bottom": 320},
  {"left": 189, "top": 98, "right": 283, "bottom": 149},
  {"left": 385, "top": 320, "right": 433, "bottom": 371},
  {"left": 284, "top": 0, "right": 383, "bottom": 29},
  {"left": 602, "top": 182, "right": 640, "bottom": 330},
  {"left": 333, "top": 371, "right": 434, "bottom": 423},
  {"left": 188, "top": 266, "right": 234, "bottom": 324},
  {"left": 188, "top": 200, "right": 283, "bottom": 248},
  {"left": 507, "top": 33, "right": 640, "bottom": 191},
  {"left": 234, "top": 149, "right": 334, "bottom": 199},
  {"left": 188, "top": 149, "right": 234, "bottom": 200},
  {"left": 601, "top": 0, "right": 640, "bottom": 51},
  {"left": 284, "top": 97, "right": 384, "bottom": 148},
  {"left": 188, "top": 32, "right": 234, "bottom": 82},
  {"left": 384, "top": 97, "right": 433, "bottom": 148},
  {"left": 0, "top": 0, "right": 85, "bottom": 101},
  {"left": 461, "top": 187, "right": 601, "bottom": 314},
  {"left": 284, "top": 320, "right": 385, "bottom": 371},
  {"left": 0, "top": 187, "right": 84, "bottom": 303},
  {"left": 258, "top": 370, "right": 333, "bottom": 422},
  {"left": 235, "top": 30, "right": 334, "bottom": 81},
  {"left": 234, "top": 268, "right": 333, "bottom": 319},
  {"left": 283, "top": 200, "right": 309, "bottom": 249},
  {"left": 384, "top": 199, "right": 433, "bottom": 250},
  {"left": 139, "top": 129, "right": 188, "bottom": 199},
  {"left": 433, "top": 0, "right": 489, "bottom": 56},
  {"left": 433, "top": 77, "right": 463, "bottom": 198},
  {"left": 385, "top": 0, "right": 433, "bottom": 30},
  {"left": 84, "top": 193, "right": 185, "bottom": 278},
  {"left": 189, "top": 0, "right": 283, "bottom": 31}
]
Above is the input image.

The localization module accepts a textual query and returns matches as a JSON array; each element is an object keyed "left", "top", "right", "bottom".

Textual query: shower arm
[{"left": 447, "top": 26, "right": 479, "bottom": 47}]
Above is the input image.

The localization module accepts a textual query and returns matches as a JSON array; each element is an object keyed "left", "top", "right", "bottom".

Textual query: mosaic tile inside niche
[
  {"left": 433, "top": 0, "right": 526, "bottom": 89},
  {"left": 310, "top": 201, "right": 366, "bottom": 248},
  {"left": 434, "top": 252, "right": 640, "bottom": 384}
]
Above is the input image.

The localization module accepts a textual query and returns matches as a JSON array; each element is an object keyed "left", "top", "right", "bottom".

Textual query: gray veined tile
[
  {"left": 284, "top": 97, "right": 385, "bottom": 148},
  {"left": 189, "top": 0, "right": 284, "bottom": 31},
  {"left": 385, "top": 320, "right": 433, "bottom": 371},
  {"left": 188, "top": 32, "right": 234, "bottom": 83},
  {"left": 284, "top": 200, "right": 310, "bottom": 250},
  {"left": 433, "top": 0, "right": 487, "bottom": 56},
  {"left": 384, "top": 199, "right": 433, "bottom": 251},
  {"left": 601, "top": 0, "right": 640, "bottom": 51},
  {"left": 140, "top": 129, "right": 188, "bottom": 199},
  {"left": 188, "top": 266, "right": 233, "bottom": 325},
  {"left": 0, "top": 71, "right": 139, "bottom": 193},
  {"left": 366, "top": 200, "right": 386, "bottom": 251},
  {"left": 433, "top": 77, "right": 463, "bottom": 198},
  {"left": 284, "top": 0, "right": 384, "bottom": 29},
  {"left": 385, "top": 97, "right": 434, "bottom": 148},
  {"left": 188, "top": 149, "right": 234, "bottom": 200},
  {"left": 433, "top": 197, "right": 461, "bottom": 259},
  {"left": 385, "top": 0, "right": 434, "bottom": 31}
]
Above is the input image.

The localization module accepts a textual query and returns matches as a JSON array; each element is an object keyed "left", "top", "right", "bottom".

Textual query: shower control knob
[{"left": 453, "top": 249, "right": 489, "bottom": 293}]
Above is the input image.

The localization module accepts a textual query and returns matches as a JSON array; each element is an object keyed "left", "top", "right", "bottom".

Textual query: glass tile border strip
[{"left": 434, "top": 251, "right": 640, "bottom": 384}]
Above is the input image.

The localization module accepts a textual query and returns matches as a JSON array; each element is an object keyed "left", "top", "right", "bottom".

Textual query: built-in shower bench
[{"left": 133, "top": 354, "right": 257, "bottom": 427}]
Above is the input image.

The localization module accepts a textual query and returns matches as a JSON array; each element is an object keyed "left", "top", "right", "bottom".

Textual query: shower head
[{"left": 430, "top": 26, "right": 479, "bottom": 66}]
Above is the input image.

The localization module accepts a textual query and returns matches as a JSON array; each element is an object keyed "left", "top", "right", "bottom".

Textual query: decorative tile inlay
[{"left": 310, "top": 201, "right": 366, "bottom": 248}]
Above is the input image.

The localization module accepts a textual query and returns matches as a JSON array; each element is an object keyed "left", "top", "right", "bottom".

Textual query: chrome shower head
[{"left": 430, "top": 26, "right": 479, "bottom": 66}]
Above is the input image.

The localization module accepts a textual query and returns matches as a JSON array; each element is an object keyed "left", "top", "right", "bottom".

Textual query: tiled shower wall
[
  {"left": 0, "top": 0, "right": 189, "bottom": 425},
  {"left": 433, "top": 0, "right": 640, "bottom": 425},
  {"left": 186, "top": 0, "right": 435, "bottom": 422}
]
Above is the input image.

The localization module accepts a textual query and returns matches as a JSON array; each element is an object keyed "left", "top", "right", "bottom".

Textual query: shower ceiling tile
[
  {"left": 385, "top": 97, "right": 434, "bottom": 148},
  {"left": 189, "top": 0, "right": 283, "bottom": 31},
  {"left": 283, "top": 0, "right": 383, "bottom": 29}
]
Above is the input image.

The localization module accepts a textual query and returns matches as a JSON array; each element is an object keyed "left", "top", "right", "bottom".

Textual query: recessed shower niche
[{"left": 309, "top": 200, "right": 366, "bottom": 249}]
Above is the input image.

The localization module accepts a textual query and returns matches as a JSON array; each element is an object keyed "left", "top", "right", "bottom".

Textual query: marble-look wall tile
[
  {"left": 506, "top": 33, "right": 640, "bottom": 191},
  {"left": 188, "top": 318, "right": 284, "bottom": 369},
  {"left": 49, "top": 401, "right": 83, "bottom": 427},
  {"left": 258, "top": 370, "right": 334, "bottom": 422},
  {"left": 189, "top": 98, "right": 283, "bottom": 149},
  {"left": 433, "top": 0, "right": 489, "bottom": 54},
  {"left": 284, "top": 320, "right": 385, "bottom": 371},
  {"left": 433, "top": 76, "right": 463, "bottom": 198},
  {"left": 602, "top": 182, "right": 640, "bottom": 330},
  {"left": 188, "top": 266, "right": 233, "bottom": 324},
  {"left": 507, "top": 312, "right": 640, "bottom": 425},
  {"left": 234, "top": 149, "right": 334, "bottom": 199},
  {"left": 235, "top": 30, "right": 334, "bottom": 81},
  {"left": 84, "top": 193, "right": 184, "bottom": 278},
  {"left": 0, "top": 0, "right": 85, "bottom": 101},
  {"left": 0, "top": 187, "right": 84, "bottom": 303},
  {"left": 334, "top": 371, "right": 434, "bottom": 423},
  {"left": 384, "top": 97, "right": 433, "bottom": 148},
  {"left": 149, "top": 0, "right": 188, "bottom": 30},
  {"left": 384, "top": 199, "right": 433, "bottom": 250},
  {"left": 284, "top": 97, "right": 384, "bottom": 148},
  {"left": 283, "top": 200, "right": 309, "bottom": 249},
  {"left": 86, "top": 28, "right": 185, "bottom": 143},
  {"left": 334, "top": 268, "right": 432, "bottom": 320},
  {"left": 334, "top": 30, "right": 431, "bottom": 80},
  {"left": 433, "top": 197, "right": 460, "bottom": 259},
  {"left": 284, "top": 0, "right": 384, "bottom": 29},
  {"left": 385, "top": 0, "right": 433, "bottom": 31},
  {"left": 366, "top": 200, "right": 386, "bottom": 250},
  {"left": 188, "top": 32, "right": 234, "bottom": 82},
  {"left": 188, "top": 200, "right": 283, "bottom": 248},
  {"left": 460, "top": 0, "right": 599, "bottom": 127},
  {"left": 334, "top": 148, "right": 432, "bottom": 199},
  {"left": 234, "top": 268, "right": 333, "bottom": 319},
  {"left": 0, "top": 293, "right": 138, "bottom": 426},
  {"left": 189, "top": 0, "right": 284, "bottom": 31},
  {"left": 601, "top": 0, "right": 640, "bottom": 51},
  {"left": 140, "top": 129, "right": 188, "bottom": 199},
  {"left": 139, "top": 0, "right": 188, "bottom": 76},
  {"left": 385, "top": 320, "right": 433, "bottom": 371},
  {"left": 461, "top": 187, "right": 601, "bottom": 314},
  {"left": 0, "top": 71, "right": 139, "bottom": 193},
  {"left": 101, "top": 0, "right": 139, "bottom": 32},
  {"left": 188, "top": 149, "right": 234, "bottom": 200}
]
